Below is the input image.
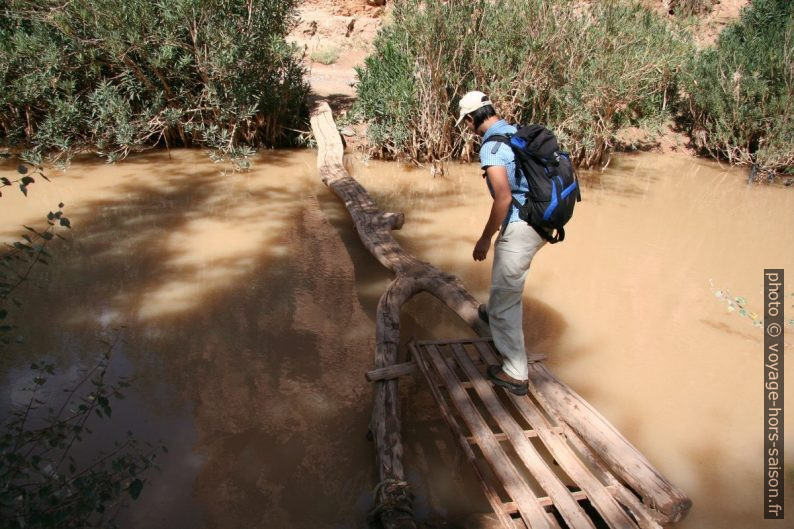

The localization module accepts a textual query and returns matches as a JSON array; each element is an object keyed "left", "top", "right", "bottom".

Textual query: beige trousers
[{"left": 487, "top": 221, "right": 546, "bottom": 380}]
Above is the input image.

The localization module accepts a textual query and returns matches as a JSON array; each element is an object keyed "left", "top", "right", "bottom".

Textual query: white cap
[{"left": 456, "top": 90, "right": 492, "bottom": 126}]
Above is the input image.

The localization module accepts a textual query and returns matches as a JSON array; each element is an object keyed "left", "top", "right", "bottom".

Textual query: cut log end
[{"left": 381, "top": 211, "right": 405, "bottom": 230}]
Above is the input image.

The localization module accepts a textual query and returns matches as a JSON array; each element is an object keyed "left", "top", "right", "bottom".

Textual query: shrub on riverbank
[
  {"left": 667, "top": 0, "right": 714, "bottom": 17},
  {"left": 0, "top": 0, "right": 309, "bottom": 162},
  {"left": 354, "top": 0, "right": 692, "bottom": 168},
  {"left": 679, "top": 0, "right": 793, "bottom": 176}
]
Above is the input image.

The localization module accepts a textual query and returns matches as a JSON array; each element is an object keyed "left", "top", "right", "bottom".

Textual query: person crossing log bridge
[{"left": 309, "top": 101, "right": 691, "bottom": 529}]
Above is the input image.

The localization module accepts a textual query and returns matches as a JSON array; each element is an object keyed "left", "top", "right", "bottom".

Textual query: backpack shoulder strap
[
  {"left": 483, "top": 134, "right": 526, "bottom": 189},
  {"left": 493, "top": 132, "right": 557, "bottom": 168},
  {"left": 481, "top": 133, "right": 512, "bottom": 156}
]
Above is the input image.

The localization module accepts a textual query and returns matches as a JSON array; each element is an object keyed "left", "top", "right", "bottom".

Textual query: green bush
[
  {"left": 0, "top": 0, "right": 309, "bottom": 162},
  {"left": 354, "top": 0, "right": 693, "bottom": 168},
  {"left": 680, "top": 0, "right": 793, "bottom": 176}
]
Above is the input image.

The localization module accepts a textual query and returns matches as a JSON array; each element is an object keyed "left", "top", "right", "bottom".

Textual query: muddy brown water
[{"left": 0, "top": 149, "right": 791, "bottom": 528}]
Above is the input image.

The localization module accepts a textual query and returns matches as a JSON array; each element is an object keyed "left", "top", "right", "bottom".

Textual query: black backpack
[{"left": 486, "top": 125, "right": 581, "bottom": 244}]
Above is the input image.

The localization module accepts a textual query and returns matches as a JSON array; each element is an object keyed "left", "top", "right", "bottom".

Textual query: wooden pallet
[{"left": 409, "top": 338, "right": 684, "bottom": 529}]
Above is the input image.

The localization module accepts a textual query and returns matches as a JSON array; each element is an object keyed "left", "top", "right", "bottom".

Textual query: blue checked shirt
[{"left": 479, "top": 120, "right": 529, "bottom": 226}]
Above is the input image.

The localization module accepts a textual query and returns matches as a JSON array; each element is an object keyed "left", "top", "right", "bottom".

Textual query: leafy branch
[
  {"left": 0, "top": 163, "right": 71, "bottom": 348},
  {"left": 0, "top": 332, "right": 162, "bottom": 529}
]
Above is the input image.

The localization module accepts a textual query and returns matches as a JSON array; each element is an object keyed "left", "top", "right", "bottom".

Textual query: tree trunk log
[
  {"left": 309, "top": 101, "right": 690, "bottom": 527},
  {"left": 310, "top": 101, "right": 487, "bottom": 528}
]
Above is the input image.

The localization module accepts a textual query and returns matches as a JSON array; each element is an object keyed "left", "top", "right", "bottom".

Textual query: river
[{"left": 0, "top": 148, "right": 791, "bottom": 528}]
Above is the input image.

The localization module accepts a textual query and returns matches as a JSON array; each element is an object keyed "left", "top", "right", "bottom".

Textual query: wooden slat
[
  {"left": 366, "top": 361, "right": 417, "bottom": 382},
  {"left": 505, "top": 485, "right": 617, "bottom": 512},
  {"left": 471, "top": 342, "right": 638, "bottom": 529},
  {"left": 449, "top": 344, "right": 595, "bottom": 529},
  {"left": 466, "top": 426, "right": 564, "bottom": 444},
  {"left": 419, "top": 337, "right": 546, "bottom": 362},
  {"left": 424, "top": 345, "right": 560, "bottom": 529},
  {"left": 408, "top": 343, "right": 516, "bottom": 529},
  {"left": 415, "top": 336, "right": 497, "bottom": 346}
]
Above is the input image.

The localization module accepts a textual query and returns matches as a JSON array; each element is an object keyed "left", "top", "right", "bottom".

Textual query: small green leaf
[
  {"left": 59, "top": 217, "right": 71, "bottom": 228},
  {"left": 128, "top": 479, "right": 144, "bottom": 499},
  {"left": 1, "top": 177, "right": 10, "bottom": 185},
  {"left": 21, "top": 176, "right": 34, "bottom": 185},
  {"left": 19, "top": 184, "right": 27, "bottom": 197}
]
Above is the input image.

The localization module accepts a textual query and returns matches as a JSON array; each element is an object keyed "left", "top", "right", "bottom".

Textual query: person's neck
[{"left": 477, "top": 116, "right": 501, "bottom": 136}]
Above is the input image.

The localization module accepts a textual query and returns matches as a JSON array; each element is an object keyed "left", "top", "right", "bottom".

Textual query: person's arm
[{"left": 473, "top": 165, "right": 512, "bottom": 261}]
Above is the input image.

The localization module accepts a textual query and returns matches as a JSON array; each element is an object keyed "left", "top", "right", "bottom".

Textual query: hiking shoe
[
  {"left": 478, "top": 304, "right": 489, "bottom": 323},
  {"left": 486, "top": 365, "right": 528, "bottom": 396}
]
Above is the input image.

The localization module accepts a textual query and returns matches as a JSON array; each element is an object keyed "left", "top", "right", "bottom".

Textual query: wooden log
[
  {"left": 310, "top": 102, "right": 489, "bottom": 335},
  {"left": 366, "top": 362, "right": 417, "bottom": 382},
  {"left": 311, "top": 101, "right": 488, "bottom": 529},
  {"left": 526, "top": 362, "right": 692, "bottom": 524}
]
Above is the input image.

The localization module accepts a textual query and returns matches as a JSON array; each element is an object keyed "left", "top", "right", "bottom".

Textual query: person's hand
[{"left": 473, "top": 236, "right": 491, "bottom": 261}]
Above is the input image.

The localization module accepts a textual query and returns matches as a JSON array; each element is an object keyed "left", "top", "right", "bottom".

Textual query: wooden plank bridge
[
  {"left": 406, "top": 338, "right": 683, "bottom": 529},
  {"left": 309, "top": 100, "right": 691, "bottom": 529}
]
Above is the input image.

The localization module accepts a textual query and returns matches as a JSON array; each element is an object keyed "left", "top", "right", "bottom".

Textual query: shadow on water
[{"left": 1, "top": 150, "right": 380, "bottom": 529}]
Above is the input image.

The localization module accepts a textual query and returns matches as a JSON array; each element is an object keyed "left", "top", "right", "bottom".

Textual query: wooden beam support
[{"left": 366, "top": 362, "right": 417, "bottom": 382}]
